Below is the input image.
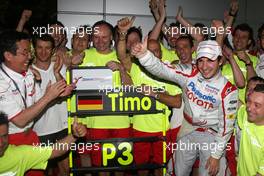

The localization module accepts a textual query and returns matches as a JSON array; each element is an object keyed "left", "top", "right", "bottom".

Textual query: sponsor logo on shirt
[
  {"left": 229, "top": 100, "right": 237, "bottom": 105},
  {"left": 186, "top": 81, "right": 216, "bottom": 109}
]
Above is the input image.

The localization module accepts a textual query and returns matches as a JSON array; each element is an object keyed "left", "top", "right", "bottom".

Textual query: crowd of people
[{"left": 0, "top": 0, "right": 264, "bottom": 176}]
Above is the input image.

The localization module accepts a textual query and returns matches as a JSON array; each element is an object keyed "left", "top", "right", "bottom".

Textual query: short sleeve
[{"left": 23, "top": 146, "right": 53, "bottom": 170}]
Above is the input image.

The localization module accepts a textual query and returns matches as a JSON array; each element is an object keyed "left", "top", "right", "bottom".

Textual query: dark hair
[
  {"left": 127, "top": 26, "right": 143, "bottom": 42},
  {"left": 194, "top": 23, "right": 208, "bottom": 40},
  {"left": 32, "top": 34, "right": 55, "bottom": 49},
  {"left": 176, "top": 34, "right": 194, "bottom": 48},
  {"left": 0, "top": 30, "right": 31, "bottom": 64},
  {"left": 0, "top": 112, "right": 8, "bottom": 126},
  {"left": 258, "top": 24, "right": 264, "bottom": 40},
  {"left": 248, "top": 76, "right": 264, "bottom": 84},
  {"left": 254, "top": 84, "right": 264, "bottom": 93},
  {"left": 234, "top": 23, "right": 254, "bottom": 43},
  {"left": 92, "top": 20, "right": 114, "bottom": 36},
  {"left": 73, "top": 25, "right": 91, "bottom": 38},
  {"left": 169, "top": 22, "right": 181, "bottom": 28}
]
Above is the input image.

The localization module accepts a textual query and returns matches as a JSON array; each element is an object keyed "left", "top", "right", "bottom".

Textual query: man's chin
[{"left": 247, "top": 116, "right": 255, "bottom": 123}]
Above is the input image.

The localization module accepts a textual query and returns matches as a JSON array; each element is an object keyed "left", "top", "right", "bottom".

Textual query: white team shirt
[
  {"left": 32, "top": 62, "right": 68, "bottom": 136},
  {"left": 0, "top": 64, "right": 41, "bottom": 134}
]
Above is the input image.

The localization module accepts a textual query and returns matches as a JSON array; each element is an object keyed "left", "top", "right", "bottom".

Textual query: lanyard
[{"left": 0, "top": 66, "right": 27, "bottom": 108}]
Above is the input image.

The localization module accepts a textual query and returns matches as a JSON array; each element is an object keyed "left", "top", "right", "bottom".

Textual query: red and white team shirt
[
  {"left": 139, "top": 51, "right": 239, "bottom": 159},
  {"left": 0, "top": 64, "right": 41, "bottom": 134}
]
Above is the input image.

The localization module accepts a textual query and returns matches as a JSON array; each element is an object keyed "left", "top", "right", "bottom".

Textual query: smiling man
[
  {"left": 0, "top": 31, "right": 73, "bottom": 176},
  {"left": 237, "top": 83, "right": 264, "bottom": 176},
  {"left": 131, "top": 39, "right": 238, "bottom": 176}
]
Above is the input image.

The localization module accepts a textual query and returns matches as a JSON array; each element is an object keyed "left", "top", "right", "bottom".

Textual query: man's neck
[
  {"left": 35, "top": 59, "right": 51, "bottom": 70},
  {"left": 254, "top": 120, "right": 264, "bottom": 126},
  {"left": 96, "top": 48, "right": 112, "bottom": 55}
]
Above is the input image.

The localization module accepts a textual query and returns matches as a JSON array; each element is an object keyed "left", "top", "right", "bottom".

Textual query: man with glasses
[{"left": 0, "top": 30, "right": 74, "bottom": 176}]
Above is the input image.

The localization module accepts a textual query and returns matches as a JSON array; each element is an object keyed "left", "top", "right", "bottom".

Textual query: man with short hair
[
  {"left": 131, "top": 39, "right": 238, "bottom": 176},
  {"left": 237, "top": 83, "right": 264, "bottom": 176},
  {"left": 32, "top": 34, "right": 69, "bottom": 176},
  {"left": 0, "top": 30, "right": 73, "bottom": 176},
  {"left": 222, "top": 23, "right": 257, "bottom": 104},
  {"left": 79, "top": 21, "right": 131, "bottom": 176}
]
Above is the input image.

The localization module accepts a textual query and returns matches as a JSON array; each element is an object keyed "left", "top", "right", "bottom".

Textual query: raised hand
[
  {"left": 21, "top": 9, "right": 32, "bottom": 22},
  {"left": 222, "top": 45, "right": 234, "bottom": 60},
  {"left": 158, "top": 0, "right": 166, "bottom": 19},
  {"left": 54, "top": 54, "right": 63, "bottom": 74},
  {"left": 235, "top": 50, "right": 251, "bottom": 64},
  {"left": 117, "top": 16, "right": 136, "bottom": 33},
  {"left": 230, "top": 0, "right": 239, "bottom": 16},
  {"left": 176, "top": 6, "right": 183, "bottom": 21},
  {"left": 45, "top": 80, "right": 67, "bottom": 100},
  {"left": 71, "top": 52, "right": 85, "bottom": 66},
  {"left": 131, "top": 36, "right": 148, "bottom": 59},
  {"left": 149, "top": 0, "right": 159, "bottom": 16}
]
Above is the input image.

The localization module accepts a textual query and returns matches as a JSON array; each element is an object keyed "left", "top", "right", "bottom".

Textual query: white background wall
[{"left": 58, "top": 0, "right": 264, "bottom": 48}]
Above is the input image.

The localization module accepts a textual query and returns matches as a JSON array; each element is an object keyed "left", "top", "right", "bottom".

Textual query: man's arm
[
  {"left": 50, "top": 118, "right": 86, "bottom": 159},
  {"left": 176, "top": 7, "right": 204, "bottom": 44},
  {"left": 116, "top": 17, "right": 135, "bottom": 72},
  {"left": 131, "top": 38, "right": 191, "bottom": 87},
  {"left": 11, "top": 80, "right": 68, "bottom": 128},
  {"left": 236, "top": 51, "right": 257, "bottom": 80},
  {"left": 222, "top": 46, "right": 245, "bottom": 89},
  {"left": 16, "top": 10, "right": 32, "bottom": 32},
  {"left": 53, "top": 55, "right": 64, "bottom": 81},
  {"left": 141, "top": 85, "right": 182, "bottom": 108},
  {"left": 149, "top": 0, "right": 166, "bottom": 40}
]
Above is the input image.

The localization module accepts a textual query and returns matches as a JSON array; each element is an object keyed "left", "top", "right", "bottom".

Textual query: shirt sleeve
[
  {"left": 0, "top": 83, "right": 23, "bottom": 119},
  {"left": 211, "top": 82, "right": 238, "bottom": 159},
  {"left": 237, "top": 105, "right": 247, "bottom": 130},
  {"left": 139, "top": 50, "right": 194, "bottom": 88},
  {"left": 23, "top": 146, "right": 53, "bottom": 170}
]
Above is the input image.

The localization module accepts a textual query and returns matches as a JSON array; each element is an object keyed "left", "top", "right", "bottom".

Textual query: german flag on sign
[{"left": 77, "top": 95, "right": 103, "bottom": 110}]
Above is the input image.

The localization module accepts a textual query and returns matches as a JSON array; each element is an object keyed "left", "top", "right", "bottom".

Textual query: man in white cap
[{"left": 131, "top": 39, "right": 238, "bottom": 176}]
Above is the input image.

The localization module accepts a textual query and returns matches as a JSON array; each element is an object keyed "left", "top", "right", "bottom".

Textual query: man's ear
[{"left": 3, "top": 51, "right": 14, "bottom": 62}]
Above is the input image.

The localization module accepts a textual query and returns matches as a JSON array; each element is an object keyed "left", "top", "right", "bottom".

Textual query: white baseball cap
[{"left": 196, "top": 40, "right": 222, "bottom": 61}]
